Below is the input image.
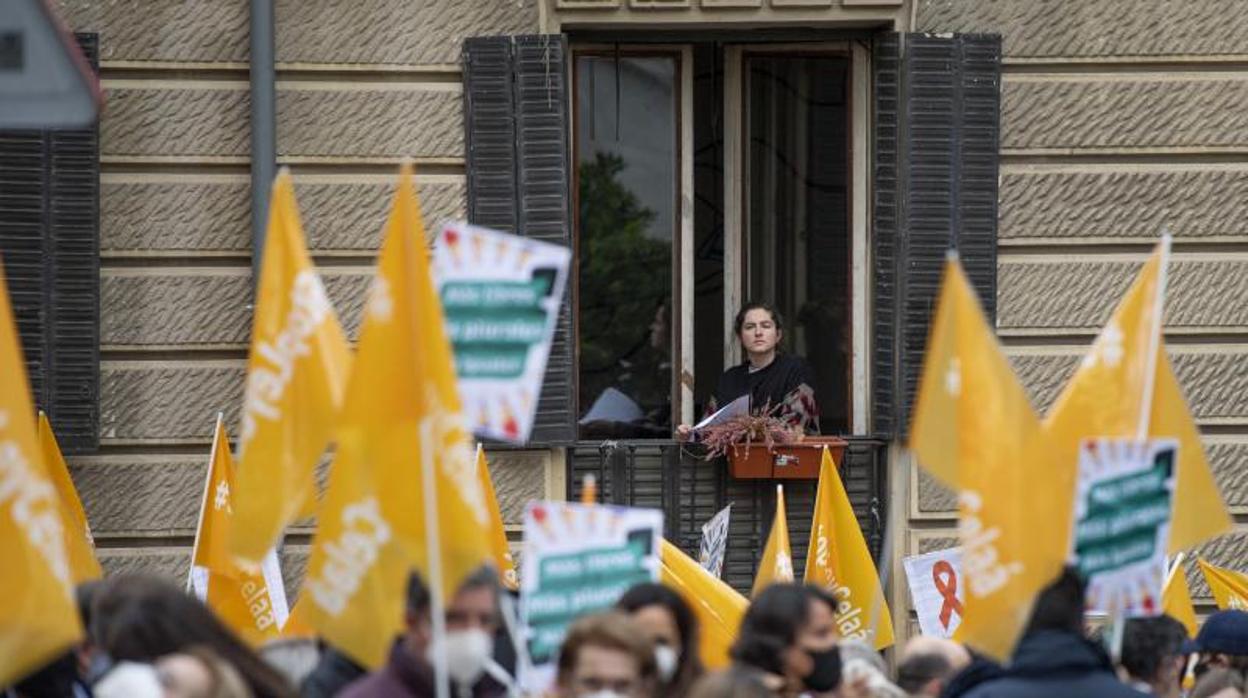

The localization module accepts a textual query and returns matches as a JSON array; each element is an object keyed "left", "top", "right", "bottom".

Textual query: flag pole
[
  {"left": 421, "top": 420, "right": 451, "bottom": 698},
  {"left": 188, "top": 412, "right": 225, "bottom": 594},
  {"left": 1137, "top": 233, "right": 1172, "bottom": 439}
]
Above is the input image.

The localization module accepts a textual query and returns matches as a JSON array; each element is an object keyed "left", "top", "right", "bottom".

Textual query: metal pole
[{"left": 249, "top": 0, "right": 276, "bottom": 281}]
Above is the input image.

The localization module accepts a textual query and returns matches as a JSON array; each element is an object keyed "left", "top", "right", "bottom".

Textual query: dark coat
[
  {"left": 301, "top": 647, "right": 366, "bottom": 698},
  {"left": 338, "top": 642, "right": 505, "bottom": 698},
  {"left": 955, "top": 630, "right": 1149, "bottom": 698}
]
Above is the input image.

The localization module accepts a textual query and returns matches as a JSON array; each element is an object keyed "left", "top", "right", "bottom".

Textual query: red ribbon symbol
[{"left": 932, "top": 561, "right": 964, "bottom": 629}]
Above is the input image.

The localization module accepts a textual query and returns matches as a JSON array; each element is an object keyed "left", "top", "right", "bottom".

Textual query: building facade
[{"left": 7, "top": 0, "right": 1245, "bottom": 642}]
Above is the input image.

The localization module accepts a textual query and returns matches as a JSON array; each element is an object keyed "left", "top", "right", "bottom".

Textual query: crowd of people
[{"left": 5, "top": 565, "right": 1248, "bottom": 698}]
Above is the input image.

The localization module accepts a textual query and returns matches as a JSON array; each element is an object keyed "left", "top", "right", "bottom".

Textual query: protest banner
[
  {"left": 1070, "top": 439, "right": 1177, "bottom": 615},
  {"left": 37, "top": 412, "right": 101, "bottom": 584},
  {"left": 520, "top": 501, "right": 662, "bottom": 692},
  {"left": 752, "top": 485, "right": 794, "bottom": 597},
  {"left": 903, "top": 548, "right": 965, "bottom": 639},
  {"left": 434, "top": 221, "right": 571, "bottom": 444},
  {"left": 699, "top": 504, "right": 731, "bottom": 578}
]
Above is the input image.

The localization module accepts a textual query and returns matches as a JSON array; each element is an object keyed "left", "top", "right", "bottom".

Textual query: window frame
[
  {"left": 569, "top": 45, "right": 695, "bottom": 432},
  {"left": 724, "top": 41, "right": 870, "bottom": 434}
]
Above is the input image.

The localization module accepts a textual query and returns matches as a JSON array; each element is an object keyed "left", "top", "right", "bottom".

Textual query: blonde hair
[{"left": 181, "top": 646, "right": 255, "bottom": 698}]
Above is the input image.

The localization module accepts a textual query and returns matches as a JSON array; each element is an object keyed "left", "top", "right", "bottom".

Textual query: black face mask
[{"left": 802, "top": 646, "right": 842, "bottom": 693}]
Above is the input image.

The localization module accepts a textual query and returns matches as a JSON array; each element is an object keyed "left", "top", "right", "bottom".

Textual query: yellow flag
[
  {"left": 1162, "top": 559, "right": 1198, "bottom": 637},
  {"left": 804, "top": 447, "right": 895, "bottom": 649},
  {"left": 1043, "top": 239, "right": 1230, "bottom": 560},
  {"left": 1197, "top": 558, "right": 1248, "bottom": 611},
  {"left": 660, "top": 539, "right": 747, "bottom": 669},
  {"left": 190, "top": 416, "right": 288, "bottom": 646},
  {"left": 752, "top": 485, "right": 794, "bottom": 597},
  {"left": 37, "top": 412, "right": 101, "bottom": 584},
  {"left": 477, "top": 445, "right": 517, "bottom": 591},
  {"left": 909, "top": 255, "right": 1056, "bottom": 661},
  {"left": 231, "top": 169, "right": 352, "bottom": 567},
  {"left": 301, "top": 164, "right": 493, "bottom": 668},
  {"left": 0, "top": 259, "right": 83, "bottom": 686}
]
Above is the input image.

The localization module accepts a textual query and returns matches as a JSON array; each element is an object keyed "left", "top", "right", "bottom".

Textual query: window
[
  {"left": 570, "top": 43, "right": 858, "bottom": 438},
  {"left": 574, "top": 51, "right": 680, "bottom": 439}
]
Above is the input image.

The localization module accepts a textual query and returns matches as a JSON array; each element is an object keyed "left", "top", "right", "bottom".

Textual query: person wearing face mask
[
  {"left": 730, "top": 584, "right": 842, "bottom": 697},
  {"left": 616, "top": 583, "right": 705, "bottom": 698},
  {"left": 340, "top": 568, "right": 505, "bottom": 698},
  {"left": 556, "top": 612, "right": 658, "bottom": 698}
]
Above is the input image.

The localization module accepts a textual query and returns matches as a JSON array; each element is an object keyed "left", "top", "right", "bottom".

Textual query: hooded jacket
[{"left": 954, "top": 630, "right": 1149, "bottom": 698}]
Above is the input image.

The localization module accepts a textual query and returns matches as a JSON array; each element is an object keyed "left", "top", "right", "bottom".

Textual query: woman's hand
[{"left": 675, "top": 424, "right": 693, "bottom": 441}]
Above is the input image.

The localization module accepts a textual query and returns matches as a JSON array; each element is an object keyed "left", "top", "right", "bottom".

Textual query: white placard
[
  {"left": 434, "top": 221, "right": 571, "bottom": 444},
  {"left": 519, "top": 501, "right": 663, "bottom": 693},
  {"left": 903, "top": 548, "right": 965, "bottom": 638},
  {"left": 1070, "top": 438, "right": 1178, "bottom": 615},
  {"left": 698, "top": 504, "right": 732, "bottom": 578}
]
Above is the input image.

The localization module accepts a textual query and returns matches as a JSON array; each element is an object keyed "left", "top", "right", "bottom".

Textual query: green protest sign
[
  {"left": 434, "top": 222, "right": 570, "bottom": 443},
  {"left": 519, "top": 501, "right": 662, "bottom": 693},
  {"left": 1070, "top": 439, "right": 1178, "bottom": 614}
]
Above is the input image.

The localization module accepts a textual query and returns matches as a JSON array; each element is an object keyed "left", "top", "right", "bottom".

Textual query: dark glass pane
[
  {"left": 575, "top": 55, "right": 677, "bottom": 439},
  {"left": 693, "top": 45, "right": 725, "bottom": 420},
  {"left": 745, "top": 55, "right": 851, "bottom": 433}
]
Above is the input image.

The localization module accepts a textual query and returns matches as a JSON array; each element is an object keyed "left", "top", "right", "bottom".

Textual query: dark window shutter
[
  {"left": 0, "top": 33, "right": 100, "bottom": 453},
  {"left": 872, "top": 32, "right": 1001, "bottom": 438},
  {"left": 463, "top": 35, "right": 574, "bottom": 445}
]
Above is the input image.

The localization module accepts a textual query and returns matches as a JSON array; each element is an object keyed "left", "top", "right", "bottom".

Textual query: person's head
[
  {"left": 839, "top": 638, "right": 905, "bottom": 698},
  {"left": 895, "top": 636, "right": 971, "bottom": 696},
  {"left": 1190, "top": 667, "right": 1247, "bottom": 698},
  {"left": 687, "top": 668, "right": 772, "bottom": 698},
  {"left": 1024, "top": 566, "right": 1086, "bottom": 636},
  {"left": 90, "top": 574, "right": 290, "bottom": 698},
  {"left": 556, "top": 611, "right": 657, "bottom": 698},
  {"left": 734, "top": 303, "right": 783, "bottom": 361},
  {"left": 156, "top": 646, "right": 254, "bottom": 698},
  {"left": 1191, "top": 610, "right": 1248, "bottom": 683},
  {"left": 730, "top": 584, "right": 841, "bottom": 694},
  {"left": 616, "top": 583, "right": 704, "bottom": 692},
  {"left": 404, "top": 567, "right": 500, "bottom": 688},
  {"left": 1121, "top": 615, "right": 1189, "bottom": 698}
]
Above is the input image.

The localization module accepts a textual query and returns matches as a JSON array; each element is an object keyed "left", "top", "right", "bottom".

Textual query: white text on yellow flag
[
  {"left": 805, "top": 447, "right": 894, "bottom": 649},
  {"left": 231, "top": 169, "right": 352, "bottom": 567},
  {"left": 191, "top": 415, "right": 288, "bottom": 646},
  {"left": 0, "top": 258, "right": 83, "bottom": 687},
  {"left": 909, "top": 255, "right": 1058, "bottom": 661},
  {"left": 301, "top": 164, "right": 492, "bottom": 669}
]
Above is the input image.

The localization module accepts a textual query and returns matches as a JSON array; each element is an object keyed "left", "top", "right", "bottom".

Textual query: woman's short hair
[
  {"left": 730, "top": 584, "right": 813, "bottom": 676},
  {"left": 733, "top": 302, "right": 784, "bottom": 336},
  {"left": 556, "top": 611, "right": 657, "bottom": 685}
]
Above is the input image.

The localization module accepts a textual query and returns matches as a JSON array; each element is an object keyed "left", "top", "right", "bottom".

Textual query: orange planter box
[{"left": 727, "top": 436, "right": 847, "bottom": 479}]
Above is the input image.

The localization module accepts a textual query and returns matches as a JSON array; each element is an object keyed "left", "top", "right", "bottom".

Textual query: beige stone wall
[
  {"left": 53, "top": 0, "right": 541, "bottom": 595},
  {"left": 911, "top": 0, "right": 1248, "bottom": 617}
]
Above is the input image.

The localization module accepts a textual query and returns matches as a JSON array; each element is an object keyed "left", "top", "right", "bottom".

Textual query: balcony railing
[{"left": 566, "top": 436, "right": 889, "bottom": 595}]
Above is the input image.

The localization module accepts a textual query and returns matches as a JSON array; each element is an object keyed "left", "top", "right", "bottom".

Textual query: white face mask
[
  {"left": 427, "top": 628, "right": 494, "bottom": 687},
  {"left": 580, "top": 692, "right": 626, "bottom": 698},
  {"left": 654, "top": 645, "right": 679, "bottom": 683}
]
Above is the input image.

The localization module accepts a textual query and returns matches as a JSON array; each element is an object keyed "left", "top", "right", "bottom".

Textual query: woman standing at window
[{"left": 677, "top": 302, "right": 820, "bottom": 439}]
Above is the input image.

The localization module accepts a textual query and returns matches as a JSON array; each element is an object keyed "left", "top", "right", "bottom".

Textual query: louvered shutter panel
[
  {"left": 464, "top": 35, "right": 575, "bottom": 445},
  {"left": 0, "top": 33, "right": 100, "bottom": 453},
  {"left": 871, "top": 32, "right": 1001, "bottom": 438}
]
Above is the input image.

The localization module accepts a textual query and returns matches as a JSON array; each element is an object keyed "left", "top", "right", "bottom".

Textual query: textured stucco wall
[
  {"left": 912, "top": 0, "right": 1248, "bottom": 616},
  {"left": 52, "top": 0, "right": 541, "bottom": 592}
]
